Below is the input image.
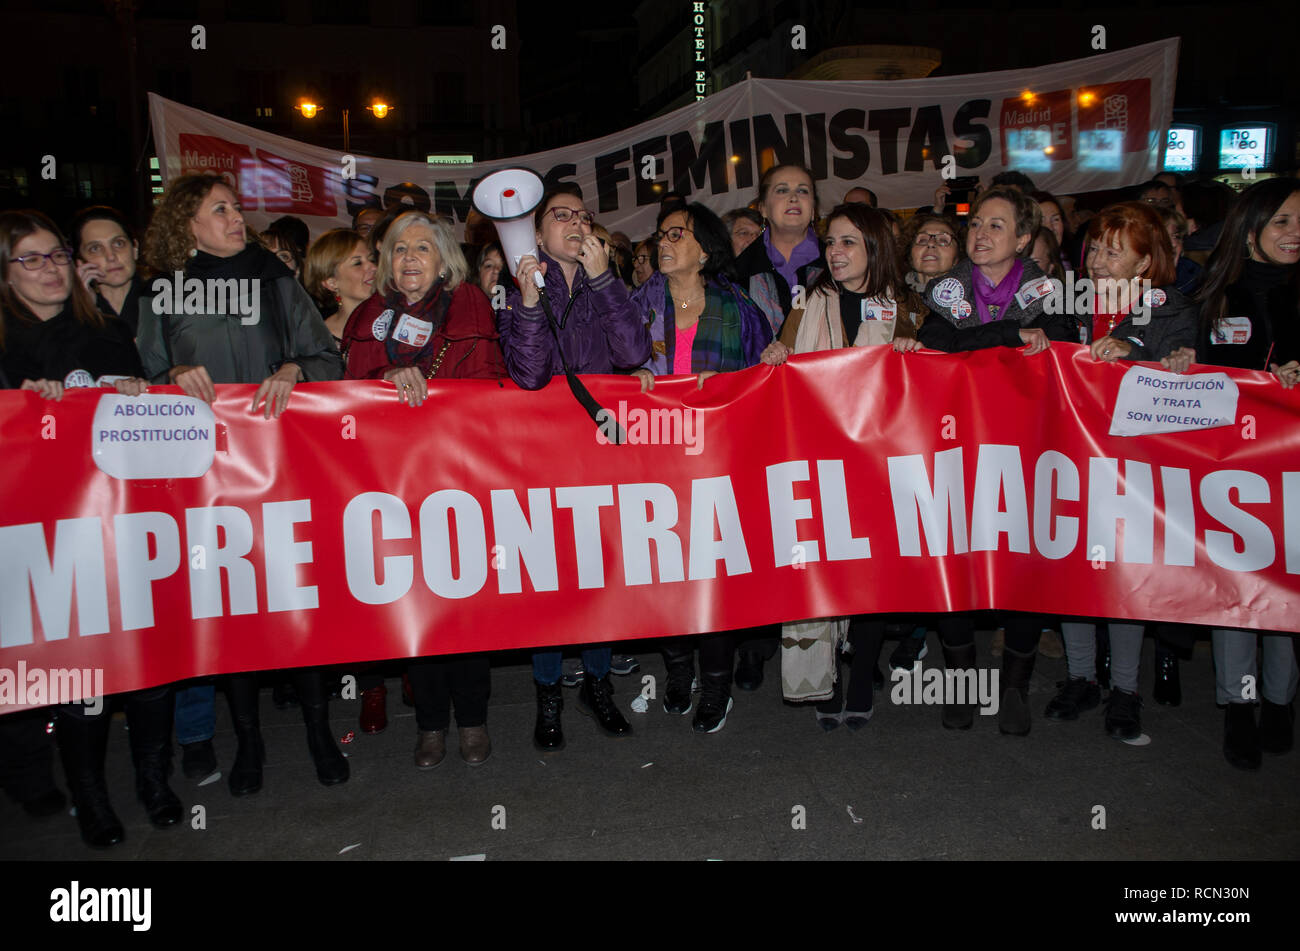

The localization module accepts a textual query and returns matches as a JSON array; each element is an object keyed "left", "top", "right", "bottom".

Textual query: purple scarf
[
  {"left": 764, "top": 228, "right": 820, "bottom": 293},
  {"left": 973, "top": 259, "right": 1024, "bottom": 324}
]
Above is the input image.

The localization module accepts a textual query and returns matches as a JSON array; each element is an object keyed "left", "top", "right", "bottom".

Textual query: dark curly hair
[{"left": 144, "top": 173, "right": 232, "bottom": 273}]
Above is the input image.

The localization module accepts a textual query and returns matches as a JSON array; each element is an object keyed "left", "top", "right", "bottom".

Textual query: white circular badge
[
  {"left": 1143, "top": 288, "right": 1167, "bottom": 308},
  {"left": 372, "top": 308, "right": 395, "bottom": 341},
  {"left": 63, "top": 369, "right": 96, "bottom": 388},
  {"left": 932, "top": 277, "right": 964, "bottom": 308}
]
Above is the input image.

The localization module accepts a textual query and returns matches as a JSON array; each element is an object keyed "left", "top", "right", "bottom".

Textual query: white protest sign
[
  {"left": 92, "top": 395, "right": 216, "bottom": 479},
  {"left": 1109, "top": 366, "right": 1238, "bottom": 437}
]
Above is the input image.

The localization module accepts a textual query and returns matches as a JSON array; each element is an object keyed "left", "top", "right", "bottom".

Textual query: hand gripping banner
[{"left": 1, "top": 344, "right": 1297, "bottom": 711}]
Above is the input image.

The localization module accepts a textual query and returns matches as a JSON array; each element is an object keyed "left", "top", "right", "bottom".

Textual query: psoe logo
[
  {"left": 50, "top": 881, "right": 151, "bottom": 932},
  {"left": 890, "top": 662, "right": 1000, "bottom": 716},
  {"left": 0, "top": 663, "right": 104, "bottom": 715},
  {"left": 152, "top": 271, "right": 260, "bottom": 325}
]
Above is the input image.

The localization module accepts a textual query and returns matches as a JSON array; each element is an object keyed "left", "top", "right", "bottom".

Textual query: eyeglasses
[
  {"left": 654, "top": 226, "right": 695, "bottom": 244},
  {"left": 913, "top": 232, "right": 955, "bottom": 248},
  {"left": 633, "top": 254, "right": 650, "bottom": 264},
  {"left": 546, "top": 207, "right": 595, "bottom": 225},
  {"left": 11, "top": 248, "right": 73, "bottom": 270}
]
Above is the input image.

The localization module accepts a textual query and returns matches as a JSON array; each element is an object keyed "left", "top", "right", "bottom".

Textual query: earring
[{"left": 188, "top": 247, "right": 198, "bottom": 258}]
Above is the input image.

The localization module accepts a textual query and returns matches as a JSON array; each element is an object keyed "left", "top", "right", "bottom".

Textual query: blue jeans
[
  {"left": 533, "top": 648, "right": 610, "bottom": 685},
  {"left": 174, "top": 682, "right": 215, "bottom": 744}
]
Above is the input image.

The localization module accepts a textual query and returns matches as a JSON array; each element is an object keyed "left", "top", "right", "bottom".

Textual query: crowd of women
[{"left": 0, "top": 160, "right": 1296, "bottom": 849}]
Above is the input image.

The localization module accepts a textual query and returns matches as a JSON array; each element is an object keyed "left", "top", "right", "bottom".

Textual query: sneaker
[
  {"left": 888, "top": 634, "right": 929, "bottom": 671},
  {"left": 560, "top": 658, "right": 585, "bottom": 688},
  {"left": 663, "top": 661, "right": 695, "bottom": 716},
  {"left": 693, "top": 687, "right": 733, "bottom": 733},
  {"left": 610, "top": 654, "right": 640, "bottom": 676},
  {"left": 1104, "top": 688, "right": 1142, "bottom": 740},
  {"left": 1044, "top": 677, "right": 1101, "bottom": 721}
]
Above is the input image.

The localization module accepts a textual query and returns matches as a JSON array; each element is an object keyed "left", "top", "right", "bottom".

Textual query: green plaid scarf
[{"left": 664, "top": 282, "right": 746, "bottom": 373}]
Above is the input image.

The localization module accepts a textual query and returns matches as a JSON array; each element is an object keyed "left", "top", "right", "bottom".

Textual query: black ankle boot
[
  {"left": 999, "top": 646, "right": 1037, "bottom": 736},
  {"left": 534, "top": 681, "right": 565, "bottom": 751},
  {"left": 578, "top": 673, "right": 632, "bottom": 737},
  {"left": 1259, "top": 699, "right": 1294, "bottom": 755},
  {"left": 226, "top": 674, "right": 265, "bottom": 796},
  {"left": 1224, "top": 703, "right": 1261, "bottom": 770},
  {"left": 296, "top": 670, "right": 348, "bottom": 787},
  {"left": 55, "top": 706, "right": 124, "bottom": 849},
  {"left": 127, "top": 688, "right": 182, "bottom": 828},
  {"left": 940, "top": 643, "right": 978, "bottom": 730}
]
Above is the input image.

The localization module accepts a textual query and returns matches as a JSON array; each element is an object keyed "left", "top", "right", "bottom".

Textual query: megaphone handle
[{"left": 533, "top": 271, "right": 546, "bottom": 289}]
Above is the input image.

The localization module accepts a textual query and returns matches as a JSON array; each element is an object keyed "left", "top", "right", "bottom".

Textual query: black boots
[
  {"left": 226, "top": 674, "right": 265, "bottom": 796},
  {"left": 662, "top": 643, "right": 695, "bottom": 716},
  {"left": 999, "top": 646, "right": 1036, "bottom": 736},
  {"left": 940, "top": 642, "right": 979, "bottom": 730},
  {"left": 1224, "top": 703, "right": 1261, "bottom": 770},
  {"left": 534, "top": 681, "right": 565, "bottom": 751},
  {"left": 577, "top": 673, "right": 632, "bottom": 737},
  {"left": 56, "top": 706, "right": 124, "bottom": 849},
  {"left": 126, "top": 688, "right": 182, "bottom": 828},
  {"left": 295, "top": 670, "right": 348, "bottom": 787}
]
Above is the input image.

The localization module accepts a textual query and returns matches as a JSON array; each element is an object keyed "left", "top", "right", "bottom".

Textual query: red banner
[{"left": 1, "top": 345, "right": 1297, "bottom": 712}]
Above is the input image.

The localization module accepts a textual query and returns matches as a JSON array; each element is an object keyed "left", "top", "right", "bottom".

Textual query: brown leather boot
[
  {"left": 414, "top": 730, "right": 446, "bottom": 769},
  {"left": 459, "top": 725, "right": 491, "bottom": 766}
]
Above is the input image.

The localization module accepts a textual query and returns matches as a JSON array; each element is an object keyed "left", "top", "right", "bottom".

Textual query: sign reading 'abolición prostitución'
[{"left": 91, "top": 395, "right": 216, "bottom": 480}]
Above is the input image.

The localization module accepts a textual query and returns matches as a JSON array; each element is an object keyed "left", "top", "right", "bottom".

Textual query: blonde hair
[
  {"left": 376, "top": 212, "right": 468, "bottom": 296},
  {"left": 304, "top": 229, "right": 364, "bottom": 307}
]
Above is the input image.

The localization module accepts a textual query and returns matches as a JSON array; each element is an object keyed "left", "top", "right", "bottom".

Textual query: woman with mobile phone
[{"left": 71, "top": 206, "right": 149, "bottom": 335}]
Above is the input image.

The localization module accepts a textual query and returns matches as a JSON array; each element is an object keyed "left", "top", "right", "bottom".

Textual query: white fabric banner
[{"left": 148, "top": 37, "right": 1178, "bottom": 240}]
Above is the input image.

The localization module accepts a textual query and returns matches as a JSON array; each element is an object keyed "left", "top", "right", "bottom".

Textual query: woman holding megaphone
[{"left": 499, "top": 183, "right": 651, "bottom": 752}]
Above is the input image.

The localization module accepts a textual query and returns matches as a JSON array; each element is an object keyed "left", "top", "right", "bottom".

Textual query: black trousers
[
  {"left": 663, "top": 630, "right": 735, "bottom": 687},
  {"left": 0, "top": 708, "right": 59, "bottom": 803},
  {"left": 409, "top": 654, "right": 490, "bottom": 731},
  {"left": 937, "top": 611, "right": 1043, "bottom": 654}
]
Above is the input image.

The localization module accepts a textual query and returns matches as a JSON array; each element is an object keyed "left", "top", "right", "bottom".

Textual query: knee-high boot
[
  {"left": 126, "top": 686, "right": 182, "bottom": 827},
  {"left": 225, "top": 673, "right": 264, "bottom": 796},
  {"left": 55, "top": 705, "right": 123, "bottom": 848},
  {"left": 940, "top": 643, "right": 979, "bottom": 730},
  {"left": 999, "top": 646, "right": 1037, "bottom": 736},
  {"left": 294, "top": 669, "right": 349, "bottom": 786}
]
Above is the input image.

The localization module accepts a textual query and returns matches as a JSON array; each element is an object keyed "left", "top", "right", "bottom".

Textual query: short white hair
[{"left": 377, "top": 212, "right": 469, "bottom": 296}]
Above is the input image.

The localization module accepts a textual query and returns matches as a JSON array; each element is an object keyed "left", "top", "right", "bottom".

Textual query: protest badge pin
[
  {"left": 372, "top": 308, "right": 395, "bottom": 341},
  {"left": 932, "top": 277, "right": 963, "bottom": 308}
]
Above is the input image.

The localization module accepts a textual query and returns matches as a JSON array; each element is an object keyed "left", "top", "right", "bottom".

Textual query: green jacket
[{"left": 136, "top": 244, "right": 342, "bottom": 384}]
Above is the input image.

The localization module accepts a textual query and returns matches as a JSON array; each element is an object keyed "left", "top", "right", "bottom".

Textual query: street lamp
[{"left": 297, "top": 99, "right": 394, "bottom": 153}]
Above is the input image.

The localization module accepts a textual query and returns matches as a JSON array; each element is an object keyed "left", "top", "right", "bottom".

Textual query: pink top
[{"left": 673, "top": 321, "right": 698, "bottom": 374}]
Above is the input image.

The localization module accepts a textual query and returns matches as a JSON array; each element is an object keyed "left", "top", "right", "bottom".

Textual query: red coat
[{"left": 343, "top": 284, "right": 506, "bottom": 381}]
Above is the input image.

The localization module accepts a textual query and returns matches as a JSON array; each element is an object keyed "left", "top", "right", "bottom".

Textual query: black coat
[
  {"left": 1201, "top": 264, "right": 1300, "bottom": 371},
  {"left": 1, "top": 305, "right": 142, "bottom": 386}
]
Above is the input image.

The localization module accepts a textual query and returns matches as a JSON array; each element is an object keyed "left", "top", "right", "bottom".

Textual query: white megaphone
[{"left": 472, "top": 168, "right": 547, "bottom": 289}]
